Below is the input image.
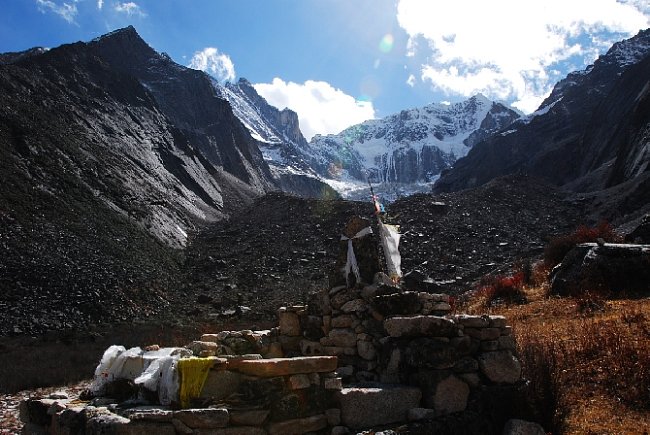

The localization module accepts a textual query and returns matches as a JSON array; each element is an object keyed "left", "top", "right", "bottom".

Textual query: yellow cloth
[{"left": 178, "top": 357, "right": 213, "bottom": 409}]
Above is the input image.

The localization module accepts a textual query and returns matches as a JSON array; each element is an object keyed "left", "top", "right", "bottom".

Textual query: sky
[{"left": 1, "top": 1, "right": 648, "bottom": 141}]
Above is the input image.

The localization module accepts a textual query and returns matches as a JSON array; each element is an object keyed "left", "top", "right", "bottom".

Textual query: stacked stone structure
[{"left": 20, "top": 215, "right": 530, "bottom": 433}]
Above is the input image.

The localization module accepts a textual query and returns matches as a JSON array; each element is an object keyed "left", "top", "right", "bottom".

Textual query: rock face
[
  {"left": 0, "top": 27, "right": 333, "bottom": 335},
  {"left": 550, "top": 243, "right": 650, "bottom": 295},
  {"left": 309, "top": 94, "right": 520, "bottom": 184},
  {"left": 216, "top": 78, "right": 339, "bottom": 199},
  {"left": 435, "top": 29, "right": 650, "bottom": 224}
]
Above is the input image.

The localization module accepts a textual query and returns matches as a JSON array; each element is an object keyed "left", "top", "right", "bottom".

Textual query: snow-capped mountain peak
[{"left": 309, "top": 95, "right": 521, "bottom": 187}]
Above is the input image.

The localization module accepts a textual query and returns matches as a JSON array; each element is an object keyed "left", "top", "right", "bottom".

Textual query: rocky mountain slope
[
  {"left": 0, "top": 26, "right": 320, "bottom": 336},
  {"left": 309, "top": 95, "right": 521, "bottom": 185},
  {"left": 180, "top": 175, "right": 584, "bottom": 324},
  {"left": 434, "top": 29, "right": 650, "bottom": 225}
]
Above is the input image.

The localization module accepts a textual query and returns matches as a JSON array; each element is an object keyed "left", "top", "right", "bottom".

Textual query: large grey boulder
[
  {"left": 550, "top": 243, "right": 650, "bottom": 295},
  {"left": 337, "top": 384, "right": 422, "bottom": 429}
]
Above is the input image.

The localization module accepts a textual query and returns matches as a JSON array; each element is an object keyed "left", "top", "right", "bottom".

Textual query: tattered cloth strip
[
  {"left": 178, "top": 357, "right": 213, "bottom": 408},
  {"left": 341, "top": 226, "right": 373, "bottom": 286},
  {"left": 379, "top": 221, "right": 402, "bottom": 280}
]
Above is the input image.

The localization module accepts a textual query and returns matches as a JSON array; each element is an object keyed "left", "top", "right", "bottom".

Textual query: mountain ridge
[{"left": 434, "top": 28, "right": 650, "bottom": 226}]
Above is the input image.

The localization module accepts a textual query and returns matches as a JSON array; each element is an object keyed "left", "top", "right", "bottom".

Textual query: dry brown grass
[{"left": 493, "top": 287, "right": 650, "bottom": 435}]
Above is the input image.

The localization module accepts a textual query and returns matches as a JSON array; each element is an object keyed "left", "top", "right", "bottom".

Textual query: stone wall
[
  {"left": 274, "top": 284, "right": 524, "bottom": 426},
  {"left": 21, "top": 283, "right": 529, "bottom": 434},
  {"left": 20, "top": 355, "right": 344, "bottom": 434}
]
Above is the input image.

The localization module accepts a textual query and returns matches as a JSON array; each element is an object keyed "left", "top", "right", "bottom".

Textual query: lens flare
[{"left": 379, "top": 34, "right": 394, "bottom": 53}]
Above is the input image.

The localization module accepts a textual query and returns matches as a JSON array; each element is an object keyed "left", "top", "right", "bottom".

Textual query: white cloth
[
  {"left": 340, "top": 226, "right": 373, "bottom": 286},
  {"left": 379, "top": 221, "right": 402, "bottom": 279}
]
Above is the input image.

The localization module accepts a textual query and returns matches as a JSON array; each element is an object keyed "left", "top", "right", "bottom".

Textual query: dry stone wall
[{"left": 21, "top": 282, "right": 529, "bottom": 434}]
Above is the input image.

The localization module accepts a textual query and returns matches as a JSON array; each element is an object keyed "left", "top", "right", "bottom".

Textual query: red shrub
[{"left": 477, "top": 272, "right": 526, "bottom": 305}]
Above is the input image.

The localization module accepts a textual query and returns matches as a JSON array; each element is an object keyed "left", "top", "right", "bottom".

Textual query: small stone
[
  {"left": 340, "top": 299, "right": 366, "bottom": 313},
  {"left": 278, "top": 309, "right": 301, "bottom": 336},
  {"left": 200, "top": 370, "right": 242, "bottom": 400},
  {"left": 267, "top": 414, "right": 328, "bottom": 435},
  {"left": 478, "top": 350, "right": 522, "bottom": 384},
  {"left": 48, "top": 391, "right": 68, "bottom": 400},
  {"left": 173, "top": 408, "right": 229, "bottom": 429},
  {"left": 357, "top": 341, "right": 377, "bottom": 361},
  {"left": 431, "top": 375, "right": 469, "bottom": 415},
  {"left": 263, "top": 342, "right": 284, "bottom": 358},
  {"left": 481, "top": 340, "right": 500, "bottom": 351},
  {"left": 407, "top": 408, "right": 436, "bottom": 421},
  {"left": 453, "top": 357, "right": 479, "bottom": 373},
  {"left": 455, "top": 314, "right": 490, "bottom": 328},
  {"left": 200, "top": 334, "right": 219, "bottom": 343},
  {"left": 326, "top": 408, "right": 341, "bottom": 426},
  {"left": 309, "top": 372, "right": 320, "bottom": 384},
  {"left": 228, "top": 409, "right": 269, "bottom": 426},
  {"left": 288, "top": 374, "right": 311, "bottom": 389},
  {"left": 384, "top": 315, "right": 459, "bottom": 338},
  {"left": 172, "top": 418, "right": 194, "bottom": 435},
  {"left": 502, "top": 418, "right": 546, "bottom": 435},
  {"left": 489, "top": 315, "right": 507, "bottom": 328},
  {"left": 230, "top": 356, "right": 338, "bottom": 377},
  {"left": 331, "top": 426, "right": 351, "bottom": 435},
  {"left": 458, "top": 372, "right": 481, "bottom": 388},
  {"left": 328, "top": 328, "right": 357, "bottom": 347},
  {"left": 300, "top": 339, "right": 323, "bottom": 356},
  {"left": 498, "top": 335, "right": 516, "bottom": 351},
  {"left": 324, "top": 377, "right": 343, "bottom": 390},
  {"left": 331, "top": 315, "right": 354, "bottom": 328},
  {"left": 187, "top": 341, "right": 219, "bottom": 356}
]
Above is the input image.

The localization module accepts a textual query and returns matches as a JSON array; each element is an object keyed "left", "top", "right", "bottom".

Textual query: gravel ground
[{"left": 0, "top": 380, "right": 90, "bottom": 434}]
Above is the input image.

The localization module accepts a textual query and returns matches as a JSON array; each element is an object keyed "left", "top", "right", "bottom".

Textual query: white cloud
[
  {"left": 254, "top": 78, "right": 376, "bottom": 141},
  {"left": 114, "top": 2, "right": 145, "bottom": 17},
  {"left": 397, "top": 0, "right": 649, "bottom": 112},
  {"left": 406, "top": 74, "right": 416, "bottom": 87},
  {"left": 188, "top": 47, "right": 236, "bottom": 83},
  {"left": 97, "top": 0, "right": 103, "bottom": 10},
  {"left": 35, "top": 0, "right": 78, "bottom": 23}
]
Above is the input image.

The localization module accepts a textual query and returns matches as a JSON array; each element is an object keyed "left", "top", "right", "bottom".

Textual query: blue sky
[{"left": 1, "top": 1, "right": 648, "bottom": 140}]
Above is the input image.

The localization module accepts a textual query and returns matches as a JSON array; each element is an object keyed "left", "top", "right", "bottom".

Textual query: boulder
[
  {"left": 502, "top": 418, "right": 546, "bottom": 435},
  {"left": 431, "top": 375, "right": 470, "bottom": 415},
  {"left": 200, "top": 370, "right": 241, "bottom": 400},
  {"left": 173, "top": 408, "right": 229, "bottom": 429},
  {"left": 337, "top": 385, "right": 422, "bottom": 429},
  {"left": 384, "top": 316, "right": 458, "bottom": 338},
  {"left": 278, "top": 309, "right": 302, "bottom": 336},
  {"left": 372, "top": 292, "right": 422, "bottom": 316},
  {"left": 550, "top": 243, "right": 650, "bottom": 295},
  {"left": 328, "top": 329, "right": 357, "bottom": 347},
  {"left": 478, "top": 351, "right": 522, "bottom": 384},
  {"left": 405, "top": 338, "right": 458, "bottom": 369},
  {"left": 230, "top": 356, "right": 337, "bottom": 377},
  {"left": 228, "top": 409, "right": 269, "bottom": 426}
]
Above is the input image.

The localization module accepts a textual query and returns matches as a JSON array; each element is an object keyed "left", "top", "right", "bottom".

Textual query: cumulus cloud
[
  {"left": 97, "top": 0, "right": 103, "bottom": 10},
  {"left": 188, "top": 47, "right": 236, "bottom": 83},
  {"left": 254, "top": 78, "right": 376, "bottom": 141},
  {"left": 35, "top": 0, "right": 78, "bottom": 23},
  {"left": 114, "top": 2, "right": 145, "bottom": 17},
  {"left": 397, "top": 0, "right": 649, "bottom": 112}
]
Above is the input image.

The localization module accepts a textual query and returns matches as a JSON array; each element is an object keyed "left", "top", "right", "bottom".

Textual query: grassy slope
[{"left": 481, "top": 285, "right": 650, "bottom": 434}]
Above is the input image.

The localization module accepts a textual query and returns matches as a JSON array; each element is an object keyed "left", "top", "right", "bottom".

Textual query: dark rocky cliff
[{"left": 434, "top": 29, "right": 650, "bottom": 222}]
